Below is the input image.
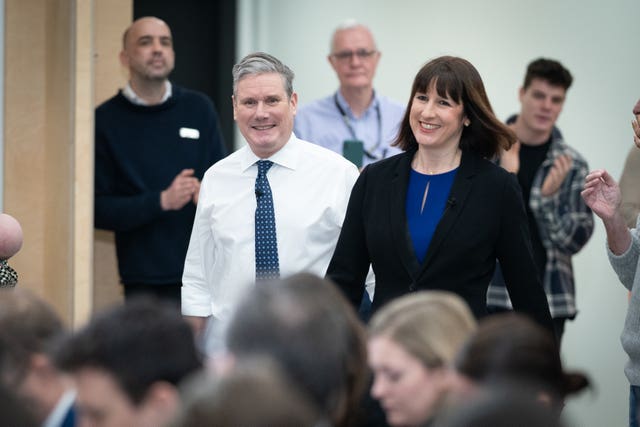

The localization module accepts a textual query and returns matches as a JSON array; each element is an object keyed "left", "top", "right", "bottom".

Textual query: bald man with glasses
[
  {"left": 294, "top": 20, "right": 405, "bottom": 169},
  {"left": 294, "top": 20, "right": 402, "bottom": 320}
]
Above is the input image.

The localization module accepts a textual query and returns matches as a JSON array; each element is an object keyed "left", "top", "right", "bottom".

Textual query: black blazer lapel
[
  {"left": 389, "top": 150, "right": 422, "bottom": 280},
  {"left": 418, "top": 150, "right": 477, "bottom": 277}
]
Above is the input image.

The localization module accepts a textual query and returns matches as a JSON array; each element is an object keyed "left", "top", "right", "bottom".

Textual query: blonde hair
[{"left": 369, "top": 291, "right": 476, "bottom": 368}]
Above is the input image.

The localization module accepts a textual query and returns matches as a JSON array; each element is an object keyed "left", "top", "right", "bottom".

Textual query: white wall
[{"left": 237, "top": 1, "right": 639, "bottom": 425}]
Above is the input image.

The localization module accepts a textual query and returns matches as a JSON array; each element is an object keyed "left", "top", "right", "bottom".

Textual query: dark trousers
[
  {"left": 552, "top": 317, "right": 566, "bottom": 345},
  {"left": 123, "top": 282, "right": 182, "bottom": 310},
  {"left": 630, "top": 385, "right": 640, "bottom": 427},
  {"left": 487, "top": 305, "right": 567, "bottom": 346},
  {"left": 358, "top": 291, "right": 373, "bottom": 323}
]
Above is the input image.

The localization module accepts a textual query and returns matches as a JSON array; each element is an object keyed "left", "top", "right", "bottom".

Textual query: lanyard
[{"left": 334, "top": 93, "right": 385, "bottom": 160}]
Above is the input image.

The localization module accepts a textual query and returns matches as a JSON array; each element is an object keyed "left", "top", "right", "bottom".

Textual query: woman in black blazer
[{"left": 327, "top": 56, "right": 554, "bottom": 334}]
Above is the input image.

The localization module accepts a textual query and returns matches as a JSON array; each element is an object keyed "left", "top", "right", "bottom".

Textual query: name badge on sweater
[{"left": 179, "top": 127, "right": 200, "bottom": 140}]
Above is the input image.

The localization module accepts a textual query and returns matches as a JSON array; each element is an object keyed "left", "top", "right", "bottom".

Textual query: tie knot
[{"left": 257, "top": 160, "right": 273, "bottom": 176}]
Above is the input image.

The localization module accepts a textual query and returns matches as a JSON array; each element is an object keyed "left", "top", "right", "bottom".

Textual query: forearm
[
  {"left": 95, "top": 192, "right": 164, "bottom": 231},
  {"left": 183, "top": 315, "right": 209, "bottom": 338},
  {"left": 620, "top": 203, "right": 640, "bottom": 229},
  {"left": 619, "top": 147, "right": 640, "bottom": 228},
  {"left": 604, "top": 211, "right": 632, "bottom": 255}
]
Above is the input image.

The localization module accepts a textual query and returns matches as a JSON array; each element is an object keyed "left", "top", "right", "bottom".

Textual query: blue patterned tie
[{"left": 255, "top": 160, "right": 280, "bottom": 281}]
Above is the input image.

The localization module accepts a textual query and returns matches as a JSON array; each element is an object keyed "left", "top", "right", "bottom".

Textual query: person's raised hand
[
  {"left": 161, "top": 169, "right": 199, "bottom": 210},
  {"left": 541, "top": 154, "right": 572, "bottom": 197}
]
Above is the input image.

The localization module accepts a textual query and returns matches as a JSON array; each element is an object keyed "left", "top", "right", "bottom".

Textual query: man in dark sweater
[
  {"left": 487, "top": 58, "right": 593, "bottom": 344},
  {"left": 95, "top": 17, "right": 226, "bottom": 306}
]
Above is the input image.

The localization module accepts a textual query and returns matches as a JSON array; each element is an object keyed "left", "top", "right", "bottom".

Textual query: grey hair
[
  {"left": 232, "top": 52, "right": 295, "bottom": 98},
  {"left": 329, "top": 19, "right": 376, "bottom": 53}
]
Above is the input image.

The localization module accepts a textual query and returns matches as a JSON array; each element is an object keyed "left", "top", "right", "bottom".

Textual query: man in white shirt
[{"left": 182, "top": 52, "right": 359, "bottom": 352}]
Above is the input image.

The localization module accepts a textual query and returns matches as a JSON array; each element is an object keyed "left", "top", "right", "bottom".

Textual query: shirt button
[{"left": 409, "top": 284, "right": 416, "bottom": 292}]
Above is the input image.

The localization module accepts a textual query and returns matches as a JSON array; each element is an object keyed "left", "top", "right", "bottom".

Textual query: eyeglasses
[{"left": 331, "top": 49, "right": 378, "bottom": 62}]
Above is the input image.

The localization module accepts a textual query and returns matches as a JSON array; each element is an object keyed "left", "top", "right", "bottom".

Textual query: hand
[
  {"left": 632, "top": 117, "right": 640, "bottom": 148},
  {"left": 499, "top": 141, "right": 520, "bottom": 173},
  {"left": 541, "top": 154, "right": 572, "bottom": 196},
  {"left": 192, "top": 181, "right": 201, "bottom": 205},
  {"left": 581, "top": 169, "right": 621, "bottom": 221},
  {"left": 183, "top": 315, "right": 208, "bottom": 340},
  {"left": 582, "top": 169, "right": 630, "bottom": 254},
  {"left": 161, "top": 169, "right": 199, "bottom": 211}
]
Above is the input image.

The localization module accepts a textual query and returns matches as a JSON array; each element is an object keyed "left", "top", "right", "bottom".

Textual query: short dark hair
[
  {"left": 0, "top": 383, "right": 39, "bottom": 427},
  {"left": 455, "top": 313, "right": 589, "bottom": 406},
  {"left": 394, "top": 56, "right": 515, "bottom": 159},
  {"left": 0, "top": 288, "right": 65, "bottom": 385},
  {"left": 54, "top": 297, "right": 202, "bottom": 405},
  {"left": 226, "top": 273, "right": 368, "bottom": 427},
  {"left": 436, "top": 386, "right": 566, "bottom": 427},
  {"left": 523, "top": 58, "right": 573, "bottom": 91}
]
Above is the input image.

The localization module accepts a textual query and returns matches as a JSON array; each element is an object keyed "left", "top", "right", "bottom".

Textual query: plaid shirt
[
  {"left": 487, "top": 128, "right": 594, "bottom": 318},
  {"left": 0, "top": 259, "right": 18, "bottom": 288}
]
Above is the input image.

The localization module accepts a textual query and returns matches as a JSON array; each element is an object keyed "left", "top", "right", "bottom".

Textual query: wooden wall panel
[
  {"left": 4, "top": 0, "right": 114, "bottom": 326},
  {"left": 5, "top": 0, "right": 52, "bottom": 302},
  {"left": 42, "top": 0, "right": 73, "bottom": 322},
  {"left": 92, "top": 0, "right": 132, "bottom": 311},
  {"left": 73, "top": 0, "right": 96, "bottom": 323}
]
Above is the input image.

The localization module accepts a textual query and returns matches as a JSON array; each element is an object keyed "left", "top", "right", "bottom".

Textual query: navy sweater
[{"left": 95, "top": 85, "right": 227, "bottom": 285}]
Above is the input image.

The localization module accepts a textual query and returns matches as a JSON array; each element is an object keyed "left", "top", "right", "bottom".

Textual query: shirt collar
[
  {"left": 122, "top": 81, "right": 172, "bottom": 105},
  {"left": 240, "top": 133, "right": 299, "bottom": 173},
  {"left": 42, "top": 389, "right": 76, "bottom": 427},
  {"left": 335, "top": 89, "right": 379, "bottom": 118}
]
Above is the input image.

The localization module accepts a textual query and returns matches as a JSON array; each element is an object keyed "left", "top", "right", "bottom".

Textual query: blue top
[
  {"left": 294, "top": 91, "right": 405, "bottom": 166},
  {"left": 94, "top": 85, "right": 227, "bottom": 285},
  {"left": 406, "top": 168, "right": 458, "bottom": 263}
]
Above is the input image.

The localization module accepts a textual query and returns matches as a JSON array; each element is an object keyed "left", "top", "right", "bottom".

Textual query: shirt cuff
[{"left": 181, "top": 284, "right": 213, "bottom": 317}]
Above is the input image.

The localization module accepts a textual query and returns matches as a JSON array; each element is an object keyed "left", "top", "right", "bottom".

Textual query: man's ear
[
  {"left": 28, "top": 353, "right": 55, "bottom": 380},
  {"left": 232, "top": 95, "right": 238, "bottom": 120},
  {"left": 290, "top": 92, "right": 298, "bottom": 115},
  {"left": 328, "top": 55, "right": 339, "bottom": 73},
  {"left": 140, "top": 381, "right": 180, "bottom": 423},
  {"left": 518, "top": 86, "right": 525, "bottom": 102},
  {"left": 119, "top": 50, "right": 129, "bottom": 68}
]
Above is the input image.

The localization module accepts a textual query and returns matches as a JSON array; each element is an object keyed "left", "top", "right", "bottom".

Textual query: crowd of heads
[{"left": 0, "top": 273, "right": 590, "bottom": 427}]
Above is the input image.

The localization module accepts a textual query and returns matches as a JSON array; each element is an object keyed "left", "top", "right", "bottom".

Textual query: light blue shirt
[{"left": 294, "top": 90, "right": 405, "bottom": 166}]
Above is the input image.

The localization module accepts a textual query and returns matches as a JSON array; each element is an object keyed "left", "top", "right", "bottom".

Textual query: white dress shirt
[
  {"left": 182, "top": 134, "right": 359, "bottom": 324},
  {"left": 121, "top": 81, "right": 172, "bottom": 105},
  {"left": 42, "top": 389, "right": 75, "bottom": 427}
]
